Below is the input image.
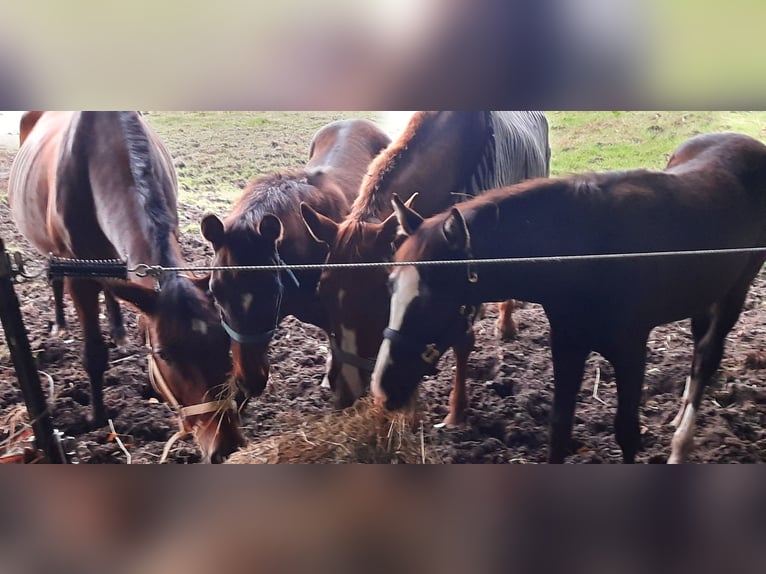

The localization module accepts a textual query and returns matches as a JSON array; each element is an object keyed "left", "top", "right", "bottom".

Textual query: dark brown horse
[
  {"left": 301, "top": 111, "right": 550, "bottom": 419},
  {"left": 200, "top": 118, "right": 390, "bottom": 406},
  {"left": 8, "top": 111, "right": 243, "bottom": 463},
  {"left": 372, "top": 132, "right": 766, "bottom": 463}
]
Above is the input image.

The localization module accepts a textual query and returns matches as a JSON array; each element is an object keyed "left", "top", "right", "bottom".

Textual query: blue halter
[{"left": 219, "top": 254, "right": 300, "bottom": 345}]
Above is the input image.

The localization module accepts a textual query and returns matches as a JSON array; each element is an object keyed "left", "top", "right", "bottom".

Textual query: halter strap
[
  {"left": 221, "top": 318, "right": 277, "bottom": 345},
  {"left": 217, "top": 253, "right": 296, "bottom": 345},
  {"left": 145, "top": 332, "right": 236, "bottom": 420},
  {"left": 329, "top": 336, "right": 377, "bottom": 373},
  {"left": 381, "top": 261, "right": 481, "bottom": 372}
]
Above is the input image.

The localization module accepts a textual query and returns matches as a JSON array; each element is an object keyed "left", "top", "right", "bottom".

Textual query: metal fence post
[{"left": 0, "top": 237, "right": 64, "bottom": 463}]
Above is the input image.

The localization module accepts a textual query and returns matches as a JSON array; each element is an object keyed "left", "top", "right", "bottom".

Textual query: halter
[
  {"left": 329, "top": 334, "right": 377, "bottom": 373},
  {"left": 382, "top": 261, "right": 480, "bottom": 372},
  {"left": 145, "top": 330, "right": 236, "bottom": 463},
  {"left": 218, "top": 254, "right": 300, "bottom": 345}
]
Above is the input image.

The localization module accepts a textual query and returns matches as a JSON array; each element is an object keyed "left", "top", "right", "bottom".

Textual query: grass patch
[
  {"left": 548, "top": 111, "right": 766, "bottom": 175},
  {"left": 145, "top": 111, "right": 379, "bottom": 219},
  {"left": 143, "top": 110, "right": 766, "bottom": 228}
]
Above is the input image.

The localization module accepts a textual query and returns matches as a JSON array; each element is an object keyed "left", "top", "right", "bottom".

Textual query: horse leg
[
  {"left": 441, "top": 330, "right": 476, "bottom": 427},
  {"left": 548, "top": 325, "right": 589, "bottom": 463},
  {"left": 670, "top": 314, "right": 710, "bottom": 428},
  {"left": 496, "top": 299, "right": 518, "bottom": 341},
  {"left": 50, "top": 278, "right": 68, "bottom": 337},
  {"left": 605, "top": 335, "right": 649, "bottom": 463},
  {"left": 668, "top": 271, "right": 756, "bottom": 463},
  {"left": 68, "top": 278, "right": 110, "bottom": 427},
  {"left": 104, "top": 291, "right": 127, "bottom": 346}
]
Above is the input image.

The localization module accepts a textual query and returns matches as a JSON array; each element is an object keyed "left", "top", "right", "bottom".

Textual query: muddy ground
[{"left": 1, "top": 112, "right": 765, "bottom": 464}]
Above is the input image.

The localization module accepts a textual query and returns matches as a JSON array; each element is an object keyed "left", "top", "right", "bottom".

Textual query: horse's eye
[{"left": 155, "top": 348, "right": 173, "bottom": 364}]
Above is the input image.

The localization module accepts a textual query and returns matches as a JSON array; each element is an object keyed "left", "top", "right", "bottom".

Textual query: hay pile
[{"left": 227, "top": 396, "right": 436, "bottom": 464}]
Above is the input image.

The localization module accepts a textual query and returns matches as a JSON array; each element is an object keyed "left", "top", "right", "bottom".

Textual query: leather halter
[
  {"left": 218, "top": 254, "right": 300, "bottom": 345},
  {"left": 382, "top": 262, "right": 480, "bottom": 371},
  {"left": 329, "top": 335, "right": 377, "bottom": 373},
  {"left": 146, "top": 351, "right": 235, "bottom": 420}
]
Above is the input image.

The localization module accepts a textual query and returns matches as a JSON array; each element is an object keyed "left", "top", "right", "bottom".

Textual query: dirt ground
[{"left": 1, "top": 112, "right": 765, "bottom": 464}]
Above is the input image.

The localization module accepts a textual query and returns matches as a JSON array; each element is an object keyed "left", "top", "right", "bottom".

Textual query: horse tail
[
  {"left": 489, "top": 111, "right": 551, "bottom": 187},
  {"left": 115, "top": 111, "right": 176, "bottom": 269}
]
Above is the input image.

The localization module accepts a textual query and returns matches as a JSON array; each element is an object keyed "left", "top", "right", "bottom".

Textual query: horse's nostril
[{"left": 211, "top": 452, "right": 225, "bottom": 464}]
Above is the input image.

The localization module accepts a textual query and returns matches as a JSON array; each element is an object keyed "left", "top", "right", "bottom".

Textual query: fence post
[{"left": 0, "top": 237, "right": 64, "bottom": 463}]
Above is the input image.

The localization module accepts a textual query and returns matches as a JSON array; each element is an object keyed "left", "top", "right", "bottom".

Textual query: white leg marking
[
  {"left": 241, "top": 293, "right": 254, "bottom": 314},
  {"left": 670, "top": 376, "right": 691, "bottom": 428},
  {"left": 321, "top": 348, "right": 332, "bottom": 388},
  {"left": 668, "top": 404, "right": 698, "bottom": 464},
  {"left": 371, "top": 266, "right": 420, "bottom": 400}
]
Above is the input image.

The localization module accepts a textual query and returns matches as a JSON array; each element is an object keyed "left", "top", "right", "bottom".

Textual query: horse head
[
  {"left": 300, "top": 195, "right": 418, "bottom": 407},
  {"left": 372, "top": 199, "right": 498, "bottom": 412},
  {"left": 201, "top": 212, "right": 289, "bottom": 400},
  {"left": 107, "top": 275, "right": 244, "bottom": 463}
]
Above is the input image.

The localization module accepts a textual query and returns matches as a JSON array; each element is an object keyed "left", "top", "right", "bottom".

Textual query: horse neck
[
  {"left": 100, "top": 112, "right": 182, "bottom": 271},
  {"left": 351, "top": 112, "right": 488, "bottom": 221}
]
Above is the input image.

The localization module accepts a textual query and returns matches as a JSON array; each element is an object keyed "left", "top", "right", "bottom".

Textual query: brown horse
[
  {"left": 373, "top": 132, "right": 766, "bottom": 463},
  {"left": 200, "top": 118, "right": 390, "bottom": 406},
  {"left": 8, "top": 111, "right": 243, "bottom": 463},
  {"left": 301, "top": 111, "right": 550, "bottom": 419}
]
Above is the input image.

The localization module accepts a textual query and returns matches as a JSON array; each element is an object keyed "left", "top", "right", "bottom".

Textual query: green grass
[
  {"left": 548, "top": 111, "right": 766, "bottom": 175},
  {"left": 137, "top": 110, "right": 766, "bottom": 229},
  {"left": 146, "top": 111, "right": 379, "bottom": 214}
]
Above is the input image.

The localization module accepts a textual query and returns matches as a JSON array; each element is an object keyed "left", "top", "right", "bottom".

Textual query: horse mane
[
  {"left": 484, "top": 111, "right": 551, "bottom": 188},
  {"left": 350, "top": 111, "right": 439, "bottom": 221},
  {"left": 349, "top": 111, "right": 550, "bottom": 222},
  {"left": 115, "top": 111, "right": 177, "bottom": 268},
  {"left": 229, "top": 169, "right": 310, "bottom": 232}
]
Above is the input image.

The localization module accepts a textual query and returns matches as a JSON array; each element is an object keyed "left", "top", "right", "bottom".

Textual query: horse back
[{"left": 305, "top": 118, "right": 390, "bottom": 204}]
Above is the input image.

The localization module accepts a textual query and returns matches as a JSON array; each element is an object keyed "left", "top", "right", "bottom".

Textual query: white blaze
[
  {"left": 191, "top": 319, "right": 208, "bottom": 335},
  {"left": 371, "top": 266, "right": 420, "bottom": 399},
  {"left": 241, "top": 293, "right": 254, "bottom": 313}
]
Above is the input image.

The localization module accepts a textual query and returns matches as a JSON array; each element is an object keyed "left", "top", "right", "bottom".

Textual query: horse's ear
[
  {"left": 392, "top": 193, "right": 423, "bottom": 235},
  {"left": 105, "top": 281, "right": 159, "bottom": 316},
  {"left": 19, "top": 111, "right": 44, "bottom": 147},
  {"left": 259, "top": 214, "right": 284, "bottom": 244},
  {"left": 300, "top": 202, "right": 338, "bottom": 246},
  {"left": 200, "top": 214, "right": 225, "bottom": 250},
  {"left": 442, "top": 208, "right": 470, "bottom": 251},
  {"left": 378, "top": 212, "right": 400, "bottom": 249}
]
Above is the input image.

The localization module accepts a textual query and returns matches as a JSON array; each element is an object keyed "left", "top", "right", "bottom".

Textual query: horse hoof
[
  {"left": 435, "top": 415, "right": 466, "bottom": 429},
  {"left": 498, "top": 326, "right": 518, "bottom": 342},
  {"left": 50, "top": 325, "right": 69, "bottom": 338},
  {"left": 111, "top": 333, "right": 128, "bottom": 348},
  {"left": 109, "top": 325, "right": 127, "bottom": 347}
]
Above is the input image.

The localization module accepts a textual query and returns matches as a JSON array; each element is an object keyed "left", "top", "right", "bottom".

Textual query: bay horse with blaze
[
  {"left": 200, "top": 118, "right": 391, "bottom": 406},
  {"left": 9, "top": 111, "right": 243, "bottom": 463},
  {"left": 301, "top": 111, "right": 550, "bottom": 420},
  {"left": 373, "top": 132, "right": 766, "bottom": 463}
]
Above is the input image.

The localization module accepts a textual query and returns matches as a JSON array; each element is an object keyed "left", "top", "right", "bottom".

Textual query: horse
[
  {"left": 301, "top": 111, "right": 550, "bottom": 420},
  {"left": 371, "top": 132, "right": 766, "bottom": 464},
  {"left": 8, "top": 111, "right": 243, "bottom": 463},
  {"left": 200, "top": 118, "right": 390, "bottom": 406}
]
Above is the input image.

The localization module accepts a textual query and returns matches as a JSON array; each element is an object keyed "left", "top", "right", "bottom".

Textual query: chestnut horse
[
  {"left": 373, "top": 132, "right": 766, "bottom": 463},
  {"left": 301, "top": 111, "right": 550, "bottom": 418},
  {"left": 200, "top": 118, "right": 390, "bottom": 405},
  {"left": 8, "top": 111, "right": 243, "bottom": 463}
]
